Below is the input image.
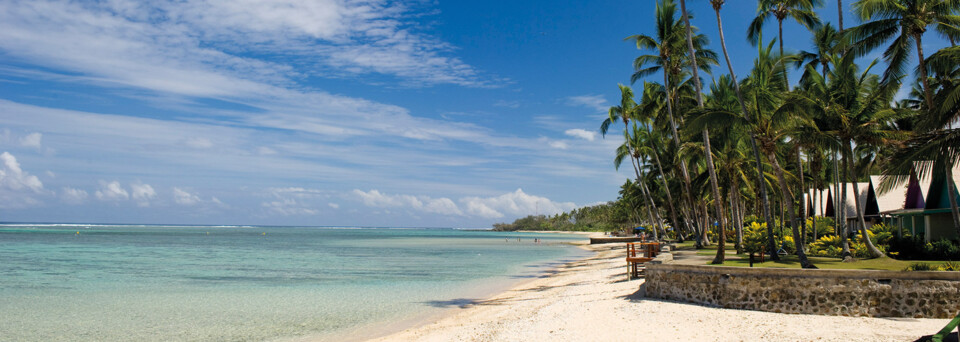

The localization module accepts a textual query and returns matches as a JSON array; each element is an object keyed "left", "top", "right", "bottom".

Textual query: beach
[{"left": 372, "top": 240, "right": 950, "bottom": 342}]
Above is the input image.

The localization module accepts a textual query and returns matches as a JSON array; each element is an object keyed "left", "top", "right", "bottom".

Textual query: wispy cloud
[
  {"left": 352, "top": 188, "right": 575, "bottom": 219},
  {"left": 565, "top": 128, "right": 596, "bottom": 141},
  {"left": 566, "top": 94, "right": 609, "bottom": 113}
]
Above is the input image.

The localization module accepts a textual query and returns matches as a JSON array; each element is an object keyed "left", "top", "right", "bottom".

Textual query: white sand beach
[{"left": 372, "top": 241, "right": 950, "bottom": 342}]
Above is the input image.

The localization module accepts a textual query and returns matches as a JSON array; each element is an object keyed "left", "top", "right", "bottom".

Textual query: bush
[
  {"left": 809, "top": 235, "right": 843, "bottom": 257},
  {"left": 904, "top": 262, "right": 935, "bottom": 271},
  {"left": 926, "top": 239, "right": 960, "bottom": 260}
]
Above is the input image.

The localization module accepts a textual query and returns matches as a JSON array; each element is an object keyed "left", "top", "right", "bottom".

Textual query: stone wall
[{"left": 643, "top": 263, "right": 960, "bottom": 318}]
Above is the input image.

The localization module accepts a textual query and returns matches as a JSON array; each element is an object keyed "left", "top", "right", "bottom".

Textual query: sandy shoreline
[{"left": 370, "top": 242, "right": 949, "bottom": 342}]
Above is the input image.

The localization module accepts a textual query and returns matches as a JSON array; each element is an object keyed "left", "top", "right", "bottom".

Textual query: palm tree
[
  {"left": 711, "top": 0, "right": 780, "bottom": 258},
  {"left": 786, "top": 52, "right": 903, "bottom": 259},
  {"left": 678, "top": 0, "right": 729, "bottom": 261},
  {"left": 748, "top": 0, "right": 824, "bottom": 86},
  {"left": 796, "top": 23, "right": 842, "bottom": 82},
  {"left": 849, "top": 0, "right": 960, "bottom": 109},
  {"left": 617, "top": 131, "right": 667, "bottom": 240},
  {"left": 689, "top": 41, "right": 818, "bottom": 268},
  {"left": 636, "top": 82, "right": 684, "bottom": 236},
  {"left": 881, "top": 46, "right": 960, "bottom": 238},
  {"left": 626, "top": 0, "right": 700, "bottom": 244}
]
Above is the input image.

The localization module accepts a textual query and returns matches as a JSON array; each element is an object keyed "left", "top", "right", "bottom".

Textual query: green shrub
[{"left": 904, "top": 262, "right": 935, "bottom": 271}]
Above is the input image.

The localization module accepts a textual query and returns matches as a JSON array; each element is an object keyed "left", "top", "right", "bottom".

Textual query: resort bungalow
[{"left": 866, "top": 161, "right": 960, "bottom": 242}]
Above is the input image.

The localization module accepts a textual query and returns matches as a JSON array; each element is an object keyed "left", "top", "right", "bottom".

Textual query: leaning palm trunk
[
  {"left": 767, "top": 152, "right": 817, "bottom": 268},
  {"left": 647, "top": 134, "right": 682, "bottom": 240},
  {"left": 712, "top": 2, "right": 778, "bottom": 260},
  {"left": 630, "top": 152, "right": 664, "bottom": 240},
  {"left": 797, "top": 148, "right": 807, "bottom": 246},
  {"left": 844, "top": 143, "right": 884, "bottom": 258}
]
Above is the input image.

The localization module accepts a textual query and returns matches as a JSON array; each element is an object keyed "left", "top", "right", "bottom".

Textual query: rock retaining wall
[{"left": 643, "top": 262, "right": 960, "bottom": 318}]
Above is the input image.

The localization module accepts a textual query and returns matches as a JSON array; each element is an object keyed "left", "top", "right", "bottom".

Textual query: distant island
[{"left": 492, "top": 201, "right": 631, "bottom": 232}]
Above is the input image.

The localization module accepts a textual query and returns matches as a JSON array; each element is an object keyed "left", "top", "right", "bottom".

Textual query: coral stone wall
[{"left": 643, "top": 263, "right": 960, "bottom": 318}]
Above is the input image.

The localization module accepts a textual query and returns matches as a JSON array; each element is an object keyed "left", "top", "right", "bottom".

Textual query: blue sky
[{"left": 0, "top": 0, "right": 950, "bottom": 227}]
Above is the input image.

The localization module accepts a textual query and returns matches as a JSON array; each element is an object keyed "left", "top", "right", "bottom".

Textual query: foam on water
[{"left": 0, "top": 225, "right": 587, "bottom": 341}]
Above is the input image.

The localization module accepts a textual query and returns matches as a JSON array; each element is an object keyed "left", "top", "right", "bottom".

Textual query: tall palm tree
[
  {"left": 748, "top": 0, "right": 825, "bottom": 85},
  {"left": 711, "top": 0, "right": 780, "bottom": 258},
  {"left": 627, "top": 0, "right": 711, "bottom": 244},
  {"left": 849, "top": 0, "right": 960, "bottom": 109},
  {"left": 690, "top": 41, "right": 818, "bottom": 268},
  {"left": 678, "top": 0, "right": 728, "bottom": 261}
]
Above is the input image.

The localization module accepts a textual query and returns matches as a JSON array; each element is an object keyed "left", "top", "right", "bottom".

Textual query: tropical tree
[
  {"left": 849, "top": 0, "right": 960, "bottom": 109},
  {"left": 627, "top": 0, "right": 697, "bottom": 243},
  {"left": 689, "top": 41, "right": 817, "bottom": 268},
  {"left": 881, "top": 46, "right": 960, "bottom": 239},
  {"left": 678, "top": 0, "right": 728, "bottom": 261},
  {"left": 796, "top": 23, "right": 843, "bottom": 81},
  {"left": 710, "top": 0, "right": 780, "bottom": 259},
  {"left": 787, "top": 51, "right": 904, "bottom": 259}
]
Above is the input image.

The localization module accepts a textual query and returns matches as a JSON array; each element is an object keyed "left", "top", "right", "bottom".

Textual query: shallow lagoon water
[{"left": 0, "top": 225, "right": 588, "bottom": 341}]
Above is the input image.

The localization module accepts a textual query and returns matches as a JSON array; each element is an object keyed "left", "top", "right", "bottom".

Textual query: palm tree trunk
[
  {"left": 836, "top": 149, "right": 852, "bottom": 259},
  {"left": 837, "top": 0, "right": 844, "bottom": 32},
  {"left": 630, "top": 153, "right": 665, "bottom": 240},
  {"left": 713, "top": 4, "right": 779, "bottom": 260},
  {"left": 779, "top": 19, "right": 789, "bottom": 88},
  {"left": 915, "top": 34, "right": 934, "bottom": 109},
  {"left": 946, "top": 166, "right": 960, "bottom": 239},
  {"left": 766, "top": 151, "right": 817, "bottom": 268},
  {"left": 706, "top": 131, "right": 727, "bottom": 263},
  {"left": 798, "top": 147, "right": 807, "bottom": 246},
  {"left": 845, "top": 143, "right": 884, "bottom": 258}
]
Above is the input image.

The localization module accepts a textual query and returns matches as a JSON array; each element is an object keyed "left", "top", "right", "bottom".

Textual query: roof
[{"left": 870, "top": 175, "right": 907, "bottom": 213}]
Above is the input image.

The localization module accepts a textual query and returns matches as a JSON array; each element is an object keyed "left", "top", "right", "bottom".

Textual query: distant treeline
[{"left": 491, "top": 201, "right": 635, "bottom": 232}]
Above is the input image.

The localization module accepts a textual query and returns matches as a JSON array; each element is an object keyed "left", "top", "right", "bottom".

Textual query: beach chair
[{"left": 626, "top": 242, "right": 659, "bottom": 280}]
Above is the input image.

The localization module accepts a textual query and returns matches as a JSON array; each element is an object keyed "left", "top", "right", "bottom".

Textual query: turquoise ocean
[{"left": 0, "top": 224, "right": 589, "bottom": 341}]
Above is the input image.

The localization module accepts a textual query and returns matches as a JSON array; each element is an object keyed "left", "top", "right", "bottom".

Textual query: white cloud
[
  {"left": 566, "top": 95, "right": 608, "bottom": 113},
  {"left": 548, "top": 141, "right": 568, "bottom": 149},
  {"left": 328, "top": 202, "right": 339, "bottom": 209},
  {"left": 0, "top": 151, "right": 45, "bottom": 208},
  {"left": 95, "top": 180, "right": 129, "bottom": 201},
  {"left": 565, "top": 128, "right": 596, "bottom": 141},
  {"left": 130, "top": 182, "right": 157, "bottom": 207},
  {"left": 173, "top": 187, "right": 202, "bottom": 206},
  {"left": 61, "top": 187, "right": 88, "bottom": 205},
  {"left": 352, "top": 188, "right": 574, "bottom": 219},
  {"left": 262, "top": 198, "right": 318, "bottom": 216},
  {"left": 460, "top": 189, "right": 576, "bottom": 219},
  {"left": 352, "top": 189, "right": 463, "bottom": 216},
  {"left": 19, "top": 132, "right": 42, "bottom": 148}
]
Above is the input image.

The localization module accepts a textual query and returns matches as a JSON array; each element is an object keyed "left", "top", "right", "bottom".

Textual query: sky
[{"left": 0, "top": 0, "right": 951, "bottom": 227}]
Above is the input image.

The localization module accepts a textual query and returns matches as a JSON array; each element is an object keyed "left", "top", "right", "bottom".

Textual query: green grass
[{"left": 710, "top": 255, "right": 945, "bottom": 271}]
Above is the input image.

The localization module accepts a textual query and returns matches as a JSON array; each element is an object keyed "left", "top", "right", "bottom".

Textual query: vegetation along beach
[{"left": 2, "top": 0, "right": 960, "bottom": 341}]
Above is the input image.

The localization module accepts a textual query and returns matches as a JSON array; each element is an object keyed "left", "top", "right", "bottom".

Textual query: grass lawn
[{"left": 710, "top": 255, "right": 944, "bottom": 271}]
